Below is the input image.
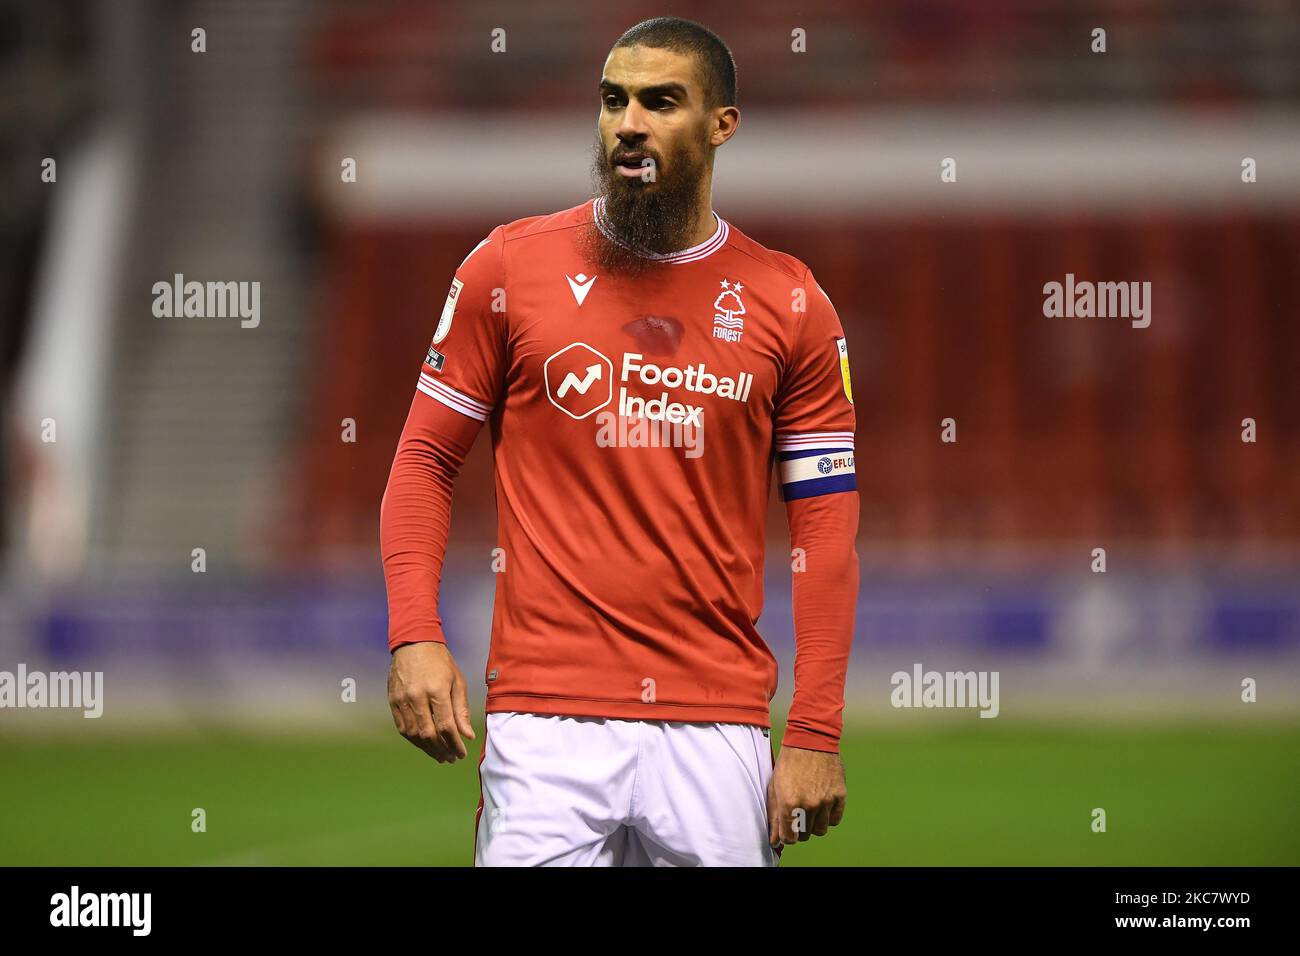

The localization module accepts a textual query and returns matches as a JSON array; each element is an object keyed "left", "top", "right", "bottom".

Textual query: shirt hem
[{"left": 485, "top": 692, "right": 771, "bottom": 728}]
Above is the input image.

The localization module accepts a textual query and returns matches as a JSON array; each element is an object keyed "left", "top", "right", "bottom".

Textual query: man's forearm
[
  {"left": 379, "top": 394, "right": 479, "bottom": 651},
  {"left": 782, "top": 491, "right": 860, "bottom": 752}
]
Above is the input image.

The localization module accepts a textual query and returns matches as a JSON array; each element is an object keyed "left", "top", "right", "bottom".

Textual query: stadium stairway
[{"left": 95, "top": 1, "right": 314, "bottom": 576}]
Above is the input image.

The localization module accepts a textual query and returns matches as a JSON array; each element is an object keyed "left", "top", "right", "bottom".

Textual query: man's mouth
[{"left": 612, "top": 152, "right": 655, "bottom": 179}]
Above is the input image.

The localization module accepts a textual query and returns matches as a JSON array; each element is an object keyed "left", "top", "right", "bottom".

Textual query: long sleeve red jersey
[{"left": 380, "top": 198, "right": 859, "bottom": 751}]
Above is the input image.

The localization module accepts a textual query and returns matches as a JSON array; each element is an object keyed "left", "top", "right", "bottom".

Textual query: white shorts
[{"left": 474, "top": 711, "right": 780, "bottom": 867}]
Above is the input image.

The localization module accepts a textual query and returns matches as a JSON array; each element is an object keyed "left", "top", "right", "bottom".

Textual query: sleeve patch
[
  {"left": 836, "top": 337, "right": 853, "bottom": 404},
  {"left": 433, "top": 277, "right": 463, "bottom": 345}
]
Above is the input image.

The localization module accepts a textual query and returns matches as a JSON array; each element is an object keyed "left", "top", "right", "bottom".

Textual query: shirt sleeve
[
  {"left": 781, "top": 492, "right": 860, "bottom": 752},
  {"left": 414, "top": 225, "right": 508, "bottom": 422},
  {"left": 379, "top": 227, "right": 507, "bottom": 652},
  {"left": 773, "top": 268, "right": 857, "bottom": 500},
  {"left": 774, "top": 268, "right": 860, "bottom": 753}
]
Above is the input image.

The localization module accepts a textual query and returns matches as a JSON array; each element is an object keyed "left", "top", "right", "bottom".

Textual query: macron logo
[
  {"left": 557, "top": 364, "right": 602, "bottom": 397},
  {"left": 566, "top": 272, "right": 597, "bottom": 306}
]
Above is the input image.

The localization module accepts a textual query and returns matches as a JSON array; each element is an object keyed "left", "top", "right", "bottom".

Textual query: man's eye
[{"left": 603, "top": 95, "right": 622, "bottom": 109}]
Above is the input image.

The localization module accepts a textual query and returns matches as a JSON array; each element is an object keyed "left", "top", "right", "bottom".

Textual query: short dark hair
[{"left": 612, "top": 17, "right": 737, "bottom": 109}]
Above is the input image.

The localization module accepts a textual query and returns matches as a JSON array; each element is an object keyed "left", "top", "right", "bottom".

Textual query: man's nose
[{"left": 616, "top": 100, "right": 651, "bottom": 141}]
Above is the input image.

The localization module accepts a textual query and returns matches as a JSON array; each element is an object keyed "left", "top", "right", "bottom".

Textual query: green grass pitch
[{"left": 2, "top": 721, "right": 1296, "bottom": 866}]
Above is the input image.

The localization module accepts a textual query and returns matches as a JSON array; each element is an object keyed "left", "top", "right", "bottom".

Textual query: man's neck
[
  {"left": 684, "top": 205, "right": 719, "bottom": 249},
  {"left": 681, "top": 181, "right": 718, "bottom": 249}
]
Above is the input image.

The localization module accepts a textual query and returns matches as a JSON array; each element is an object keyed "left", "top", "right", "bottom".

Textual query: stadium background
[{"left": 1, "top": 0, "right": 1297, "bottom": 866}]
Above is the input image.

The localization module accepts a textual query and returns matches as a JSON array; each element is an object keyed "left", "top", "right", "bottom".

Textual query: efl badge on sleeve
[
  {"left": 434, "top": 277, "right": 463, "bottom": 345},
  {"left": 836, "top": 336, "right": 853, "bottom": 404}
]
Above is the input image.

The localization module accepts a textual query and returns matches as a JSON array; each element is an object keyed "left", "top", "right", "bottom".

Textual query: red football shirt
[{"left": 387, "top": 198, "right": 857, "bottom": 735}]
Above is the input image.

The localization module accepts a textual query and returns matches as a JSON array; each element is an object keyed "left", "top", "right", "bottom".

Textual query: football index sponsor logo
[
  {"left": 544, "top": 343, "right": 613, "bottom": 419},
  {"left": 558, "top": 365, "right": 601, "bottom": 397},
  {"left": 546, "top": 343, "right": 757, "bottom": 457},
  {"left": 545, "top": 345, "right": 754, "bottom": 427},
  {"left": 618, "top": 353, "right": 753, "bottom": 426}
]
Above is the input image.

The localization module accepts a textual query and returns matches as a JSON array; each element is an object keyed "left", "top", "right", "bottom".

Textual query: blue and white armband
[{"left": 775, "top": 431, "right": 856, "bottom": 501}]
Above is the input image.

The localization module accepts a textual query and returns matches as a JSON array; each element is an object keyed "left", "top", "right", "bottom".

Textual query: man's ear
[{"left": 711, "top": 106, "right": 740, "bottom": 148}]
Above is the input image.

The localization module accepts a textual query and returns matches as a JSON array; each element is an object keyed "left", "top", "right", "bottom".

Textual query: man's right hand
[{"left": 387, "top": 641, "right": 477, "bottom": 763}]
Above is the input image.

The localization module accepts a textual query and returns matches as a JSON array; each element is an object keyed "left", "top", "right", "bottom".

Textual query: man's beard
[{"left": 580, "top": 133, "right": 710, "bottom": 278}]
